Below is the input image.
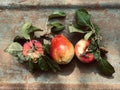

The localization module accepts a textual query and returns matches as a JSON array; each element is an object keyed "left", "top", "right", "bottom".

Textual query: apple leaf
[
  {"left": 69, "top": 25, "right": 85, "bottom": 33},
  {"left": 75, "top": 9, "right": 91, "bottom": 27},
  {"left": 28, "top": 26, "right": 42, "bottom": 33},
  {"left": 13, "top": 35, "right": 27, "bottom": 45},
  {"left": 93, "top": 51, "right": 115, "bottom": 76},
  {"left": 28, "top": 59, "right": 34, "bottom": 72},
  {"left": 20, "top": 22, "right": 31, "bottom": 39},
  {"left": 84, "top": 31, "right": 93, "bottom": 40},
  {"left": 48, "top": 22, "right": 65, "bottom": 33},
  {"left": 43, "top": 44, "right": 50, "bottom": 54},
  {"left": 17, "top": 52, "right": 30, "bottom": 63},
  {"left": 49, "top": 11, "right": 66, "bottom": 19},
  {"left": 5, "top": 42, "right": 22, "bottom": 56},
  {"left": 20, "top": 22, "right": 43, "bottom": 39},
  {"left": 93, "top": 23, "right": 100, "bottom": 34},
  {"left": 97, "top": 58, "right": 115, "bottom": 76},
  {"left": 42, "top": 55, "right": 61, "bottom": 72},
  {"left": 38, "top": 57, "right": 49, "bottom": 71}
]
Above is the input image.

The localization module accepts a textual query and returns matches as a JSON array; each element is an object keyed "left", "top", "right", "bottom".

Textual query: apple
[
  {"left": 75, "top": 39, "right": 94, "bottom": 63},
  {"left": 23, "top": 40, "right": 44, "bottom": 63},
  {"left": 50, "top": 34, "right": 74, "bottom": 64}
]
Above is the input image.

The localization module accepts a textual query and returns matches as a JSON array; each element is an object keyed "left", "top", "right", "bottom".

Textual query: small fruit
[
  {"left": 23, "top": 40, "right": 44, "bottom": 63},
  {"left": 50, "top": 34, "right": 74, "bottom": 64},
  {"left": 75, "top": 39, "right": 94, "bottom": 63}
]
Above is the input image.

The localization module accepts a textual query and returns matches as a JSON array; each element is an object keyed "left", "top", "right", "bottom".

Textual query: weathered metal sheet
[{"left": 0, "top": 0, "right": 120, "bottom": 89}]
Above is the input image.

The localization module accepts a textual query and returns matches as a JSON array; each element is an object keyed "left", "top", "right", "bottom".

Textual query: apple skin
[
  {"left": 50, "top": 34, "right": 74, "bottom": 64},
  {"left": 79, "top": 54, "right": 94, "bottom": 63},
  {"left": 75, "top": 39, "right": 94, "bottom": 63}
]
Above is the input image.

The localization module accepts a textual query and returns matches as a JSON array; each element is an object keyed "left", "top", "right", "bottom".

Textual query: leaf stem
[{"left": 89, "top": 21, "right": 100, "bottom": 49}]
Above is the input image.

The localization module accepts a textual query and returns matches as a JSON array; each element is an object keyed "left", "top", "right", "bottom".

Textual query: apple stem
[{"left": 80, "top": 53, "right": 89, "bottom": 58}]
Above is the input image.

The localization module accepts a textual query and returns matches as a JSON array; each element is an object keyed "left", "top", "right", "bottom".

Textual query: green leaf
[
  {"left": 17, "top": 52, "right": 26, "bottom": 63},
  {"left": 17, "top": 52, "right": 30, "bottom": 63},
  {"left": 43, "top": 44, "right": 50, "bottom": 54},
  {"left": 88, "top": 42, "right": 97, "bottom": 51},
  {"left": 93, "top": 51, "right": 100, "bottom": 60},
  {"left": 28, "top": 25, "right": 43, "bottom": 33},
  {"left": 13, "top": 36, "right": 27, "bottom": 45},
  {"left": 97, "top": 58, "right": 115, "bottom": 76},
  {"left": 75, "top": 9, "right": 91, "bottom": 27},
  {"left": 84, "top": 31, "right": 93, "bottom": 40},
  {"left": 20, "top": 22, "right": 43, "bottom": 39},
  {"left": 42, "top": 55, "right": 61, "bottom": 72},
  {"left": 5, "top": 42, "right": 22, "bottom": 56},
  {"left": 20, "top": 22, "right": 31, "bottom": 39},
  {"left": 93, "top": 23, "right": 100, "bottom": 34},
  {"left": 69, "top": 25, "right": 85, "bottom": 33},
  {"left": 28, "top": 59, "right": 34, "bottom": 72},
  {"left": 48, "top": 22, "right": 65, "bottom": 33},
  {"left": 49, "top": 11, "right": 66, "bottom": 19},
  {"left": 38, "top": 57, "right": 49, "bottom": 71}
]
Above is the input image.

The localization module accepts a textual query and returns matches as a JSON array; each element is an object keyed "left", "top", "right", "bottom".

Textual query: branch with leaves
[
  {"left": 5, "top": 22, "right": 60, "bottom": 72},
  {"left": 69, "top": 9, "right": 115, "bottom": 76}
]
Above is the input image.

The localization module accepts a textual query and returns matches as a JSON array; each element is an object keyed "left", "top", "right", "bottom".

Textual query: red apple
[
  {"left": 23, "top": 40, "right": 44, "bottom": 63},
  {"left": 75, "top": 39, "right": 94, "bottom": 63},
  {"left": 50, "top": 34, "right": 74, "bottom": 64}
]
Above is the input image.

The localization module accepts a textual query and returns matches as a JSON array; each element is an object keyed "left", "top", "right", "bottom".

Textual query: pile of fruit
[{"left": 5, "top": 9, "right": 115, "bottom": 76}]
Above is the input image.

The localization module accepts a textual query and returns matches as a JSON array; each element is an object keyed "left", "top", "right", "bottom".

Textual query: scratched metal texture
[{"left": 0, "top": 0, "right": 120, "bottom": 90}]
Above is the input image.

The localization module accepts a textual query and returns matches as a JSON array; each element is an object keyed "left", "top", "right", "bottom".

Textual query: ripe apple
[
  {"left": 50, "top": 34, "right": 74, "bottom": 64},
  {"left": 23, "top": 40, "right": 44, "bottom": 63},
  {"left": 75, "top": 39, "right": 94, "bottom": 63}
]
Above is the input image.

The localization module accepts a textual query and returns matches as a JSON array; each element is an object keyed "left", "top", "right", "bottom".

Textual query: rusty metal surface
[{"left": 0, "top": 0, "right": 120, "bottom": 89}]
